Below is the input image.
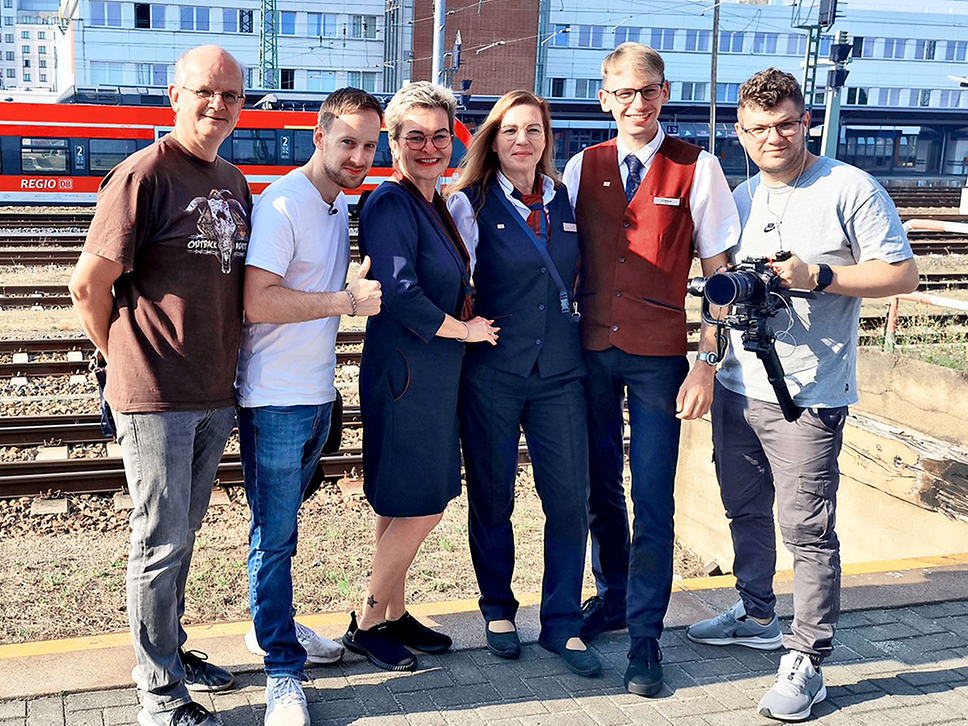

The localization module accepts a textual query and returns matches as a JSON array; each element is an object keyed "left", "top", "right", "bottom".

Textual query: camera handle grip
[{"left": 754, "top": 342, "right": 803, "bottom": 422}]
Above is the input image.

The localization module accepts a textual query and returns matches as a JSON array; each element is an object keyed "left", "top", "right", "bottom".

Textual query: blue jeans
[
  {"left": 583, "top": 349, "right": 688, "bottom": 643},
  {"left": 116, "top": 406, "right": 236, "bottom": 716},
  {"left": 238, "top": 403, "right": 333, "bottom": 680}
]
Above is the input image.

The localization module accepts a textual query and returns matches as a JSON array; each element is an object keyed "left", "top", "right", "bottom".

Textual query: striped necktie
[
  {"left": 624, "top": 154, "right": 643, "bottom": 203},
  {"left": 510, "top": 185, "right": 549, "bottom": 245}
]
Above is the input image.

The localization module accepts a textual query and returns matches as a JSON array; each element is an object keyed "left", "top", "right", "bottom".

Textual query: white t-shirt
[
  {"left": 561, "top": 126, "right": 740, "bottom": 260},
  {"left": 236, "top": 169, "right": 350, "bottom": 407}
]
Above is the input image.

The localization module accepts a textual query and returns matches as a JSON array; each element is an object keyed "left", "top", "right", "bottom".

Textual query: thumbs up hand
[{"left": 346, "top": 255, "right": 382, "bottom": 317}]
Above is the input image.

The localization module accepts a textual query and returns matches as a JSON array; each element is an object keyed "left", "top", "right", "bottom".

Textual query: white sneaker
[
  {"left": 758, "top": 651, "right": 827, "bottom": 722},
  {"left": 246, "top": 621, "right": 345, "bottom": 665},
  {"left": 264, "top": 675, "right": 310, "bottom": 726}
]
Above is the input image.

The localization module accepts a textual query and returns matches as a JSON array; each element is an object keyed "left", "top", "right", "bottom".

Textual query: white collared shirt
[
  {"left": 561, "top": 127, "right": 740, "bottom": 260},
  {"left": 446, "top": 171, "right": 557, "bottom": 273}
]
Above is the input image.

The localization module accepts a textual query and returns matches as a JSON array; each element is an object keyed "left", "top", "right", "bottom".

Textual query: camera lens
[{"left": 705, "top": 270, "right": 759, "bottom": 307}]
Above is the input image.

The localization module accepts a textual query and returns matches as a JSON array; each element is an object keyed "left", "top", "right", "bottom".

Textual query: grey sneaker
[
  {"left": 245, "top": 621, "right": 345, "bottom": 664},
  {"left": 686, "top": 600, "right": 783, "bottom": 650},
  {"left": 758, "top": 651, "right": 826, "bottom": 722},
  {"left": 264, "top": 675, "right": 310, "bottom": 726}
]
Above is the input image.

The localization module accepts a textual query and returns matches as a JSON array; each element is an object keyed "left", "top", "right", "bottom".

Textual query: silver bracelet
[
  {"left": 344, "top": 288, "right": 358, "bottom": 316},
  {"left": 457, "top": 321, "right": 469, "bottom": 341}
]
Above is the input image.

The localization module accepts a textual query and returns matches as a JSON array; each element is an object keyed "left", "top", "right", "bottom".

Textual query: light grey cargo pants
[{"left": 711, "top": 380, "right": 846, "bottom": 662}]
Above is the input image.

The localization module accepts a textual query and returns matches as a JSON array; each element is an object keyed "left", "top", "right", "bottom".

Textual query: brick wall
[{"left": 411, "top": 0, "right": 539, "bottom": 96}]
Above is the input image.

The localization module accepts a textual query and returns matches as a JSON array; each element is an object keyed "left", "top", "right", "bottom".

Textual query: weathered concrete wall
[{"left": 675, "top": 352, "right": 968, "bottom": 573}]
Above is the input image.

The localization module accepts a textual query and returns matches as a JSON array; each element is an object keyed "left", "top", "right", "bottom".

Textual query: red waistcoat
[{"left": 576, "top": 136, "right": 700, "bottom": 356}]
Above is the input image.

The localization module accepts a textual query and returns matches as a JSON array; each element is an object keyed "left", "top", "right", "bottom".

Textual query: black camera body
[{"left": 688, "top": 251, "right": 814, "bottom": 422}]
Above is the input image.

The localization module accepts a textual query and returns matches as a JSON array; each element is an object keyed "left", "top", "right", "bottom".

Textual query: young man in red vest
[{"left": 562, "top": 42, "right": 740, "bottom": 697}]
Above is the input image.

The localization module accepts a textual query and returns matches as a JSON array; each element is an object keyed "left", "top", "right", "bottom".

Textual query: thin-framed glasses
[
  {"left": 740, "top": 116, "right": 804, "bottom": 141},
  {"left": 602, "top": 83, "right": 665, "bottom": 105},
  {"left": 400, "top": 131, "right": 453, "bottom": 150},
  {"left": 499, "top": 124, "right": 545, "bottom": 140},
  {"left": 181, "top": 86, "right": 245, "bottom": 106}
]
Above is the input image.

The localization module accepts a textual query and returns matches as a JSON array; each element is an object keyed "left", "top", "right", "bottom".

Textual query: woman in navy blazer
[
  {"left": 447, "top": 91, "right": 600, "bottom": 677},
  {"left": 343, "top": 82, "right": 499, "bottom": 673}
]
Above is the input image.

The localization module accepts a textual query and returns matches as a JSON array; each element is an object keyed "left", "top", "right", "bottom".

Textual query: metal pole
[
  {"left": 709, "top": 2, "right": 719, "bottom": 156},
  {"left": 431, "top": 0, "right": 446, "bottom": 86}
]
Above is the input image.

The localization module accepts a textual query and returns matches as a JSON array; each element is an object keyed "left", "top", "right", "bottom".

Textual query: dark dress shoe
[
  {"left": 579, "top": 596, "right": 626, "bottom": 642},
  {"left": 538, "top": 634, "right": 602, "bottom": 677},
  {"left": 625, "top": 638, "right": 663, "bottom": 697},
  {"left": 485, "top": 624, "right": 521, "bottom": 659},
  {"left": 386, "top": 611, "right": 452, "bottom": 653},
  {"left": 342, "top": 611, "right": 417, "bottom": 672}
]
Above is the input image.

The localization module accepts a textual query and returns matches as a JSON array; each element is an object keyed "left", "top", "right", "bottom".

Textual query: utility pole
[
  {"left": 821, "top": 30, "right": 851, "bottom": 158},
  {"left": 709, "top": 1, "right": 720, "bottom": 156},
  {"left": 431, "top": 0, "right": 446, "bottom": 86},
  {"left": 259, "top": 0, "right": 279, "bottom": 88}
]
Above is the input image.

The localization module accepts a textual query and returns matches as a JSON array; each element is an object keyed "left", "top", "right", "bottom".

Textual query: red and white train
[{"left": 0, "top": 100, "right": 471, "bottom": 205}]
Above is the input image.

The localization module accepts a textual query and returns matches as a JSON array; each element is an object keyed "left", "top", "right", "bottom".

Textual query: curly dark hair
[{"left": 738, "top": 68, "right": 805, "bottom": 114}]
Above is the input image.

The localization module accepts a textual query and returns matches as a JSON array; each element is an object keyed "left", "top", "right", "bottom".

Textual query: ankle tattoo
[{"left": 367, "top": 595, "right": 378, "bottom": 609}]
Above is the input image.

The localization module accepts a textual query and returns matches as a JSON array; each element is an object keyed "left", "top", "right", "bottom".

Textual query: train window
[
  {"left": 21, "top": 137, "right": 68, "bottom": 174},
  {"left": 233, "top": 129, "right": 277, "bottom": 165},
  {"left": 451, "top": 135, "right": 466, "bottom": 168},
  {"left": 90, "top": 139, "right": 137, "bottom": 173},
  {"left": 373, "top": 133, "right": 393, "bottom": 168},
  {"left": 293, "top": 130, "right": 314, "bottom": 164}
]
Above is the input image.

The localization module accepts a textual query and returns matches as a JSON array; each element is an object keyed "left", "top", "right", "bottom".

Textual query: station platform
[{"left": 2, "top": 554, "right": 968, "bottom": 725}]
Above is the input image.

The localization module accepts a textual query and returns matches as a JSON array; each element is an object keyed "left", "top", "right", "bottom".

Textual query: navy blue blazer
[
  {"left": 462, "top": 181, "right": 583, "bottom": 379},
  {"left": 357, "top": 180, "right": 466, "bottom": 516}
]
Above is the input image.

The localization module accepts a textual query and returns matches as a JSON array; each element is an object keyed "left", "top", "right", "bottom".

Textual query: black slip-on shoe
[
  {"left": 485, "top": 624, "right": 521, "bottom": 659},
  {"left": 386, "top": 611, "right": 452, "bottom": 654},
  {"left": 342, "top": 611, "right": 417, "bottom": 672},
  {"left": 625, "top": 638, "right": 663, "bottom": 697},
  {"left": 179, "top": 649, "right": 234, "bottom": 692},
  {"left": 579, "top": 596, "right": 627, "bottom": 642},
  {"left": 538, "top": 634, "right": 602, "bottom": 677}
]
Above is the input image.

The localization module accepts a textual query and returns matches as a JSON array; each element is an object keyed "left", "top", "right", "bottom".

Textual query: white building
[
  {"left": 0, "top": 0, "right": 59, "bottom": 92},
  {"left": 57, "top": 0, "right": 387, "bottom": 93}
]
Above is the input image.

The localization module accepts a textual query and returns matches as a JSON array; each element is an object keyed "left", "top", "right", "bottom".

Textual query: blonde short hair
[
  {"left": 384, "top": 81, "right": 457, "bottom": 140},
  {"left": 601, "top": 42, "right": 665, "bottom": 83}
]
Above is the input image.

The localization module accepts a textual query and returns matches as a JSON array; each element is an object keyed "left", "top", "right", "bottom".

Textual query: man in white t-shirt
[{"left": 235, "top": 87, "right": 383, "bottom": 726}]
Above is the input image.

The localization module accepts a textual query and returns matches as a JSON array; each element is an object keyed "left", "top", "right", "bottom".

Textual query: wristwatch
[
  {"left": 814, "top": 264, "right": 833, "bottom": 292},
  {"left": 697, "top": 351, "right": 719, "bottom": 367}
]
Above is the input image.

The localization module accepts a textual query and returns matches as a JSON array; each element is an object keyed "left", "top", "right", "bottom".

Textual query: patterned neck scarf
[{"left": 510, "top": 175, "right": 549, "bottom": 246}]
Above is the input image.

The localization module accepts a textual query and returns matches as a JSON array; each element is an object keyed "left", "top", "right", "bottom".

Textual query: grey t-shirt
[{"left": 716, "top": 155, "right": 912, "bottom": 408}]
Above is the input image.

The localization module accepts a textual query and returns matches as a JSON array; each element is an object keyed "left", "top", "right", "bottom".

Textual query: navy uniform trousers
[{"left": 457, "top": 180, "right": 588, "bottom": 644}]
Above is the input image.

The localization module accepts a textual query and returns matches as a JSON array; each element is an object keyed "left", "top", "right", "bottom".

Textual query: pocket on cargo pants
[{"left": 786, "top": 472, "right": 838, "bottom": 546}]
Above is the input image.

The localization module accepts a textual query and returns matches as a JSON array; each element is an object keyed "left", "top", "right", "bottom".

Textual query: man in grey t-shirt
[{"left": 686, "top": 69, "right": 918, "bottom": 723}]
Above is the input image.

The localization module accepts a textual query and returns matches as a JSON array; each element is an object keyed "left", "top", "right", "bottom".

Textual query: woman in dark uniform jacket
[
  {"left": 447, "top": 90, "right": 600, "bottom": 677},
  {"left": 343, "top": 81, "right": 499, "bottom": 673}
]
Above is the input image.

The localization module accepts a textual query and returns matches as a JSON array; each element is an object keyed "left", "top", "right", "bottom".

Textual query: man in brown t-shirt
[{"left": 69, "top": 45, "right": 250, "bottom": 726}]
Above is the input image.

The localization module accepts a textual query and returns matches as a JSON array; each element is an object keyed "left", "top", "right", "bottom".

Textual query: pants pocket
[
  {"left": 789, "top": 472, "right": 837, "bottom": 545},
  {"left": 387, "top": 349, "right": 412, "bottom": 402}
]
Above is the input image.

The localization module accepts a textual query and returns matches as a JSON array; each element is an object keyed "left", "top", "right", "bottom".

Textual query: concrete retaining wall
[{"left": 674, "top": 350, "right": 968, "bottom": 573}]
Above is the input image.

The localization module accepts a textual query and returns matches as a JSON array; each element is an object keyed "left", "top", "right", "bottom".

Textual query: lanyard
[{"left": 494, "top": 185, "right": 579, "bottom": 321}]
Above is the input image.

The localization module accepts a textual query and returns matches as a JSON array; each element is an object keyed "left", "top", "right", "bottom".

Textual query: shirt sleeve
[
  {"left": 562, "top": 152, "right": 583, "bottom": 213},
  {"left": 244, "top": 191, "right": 296, "bottom": 278},
  {"left": 446, "top": 191, "right": 480, "bottom": 273},
  {"left": 691, "top": 151, "right": 742, "bottom": 260},
  {"left": 845, "top": 187, "right": 913, "bottom": 265},
  {"left": 361, "top": 189, "right": 448, "bottom": 342},
  {"left": 83, "top": 167, "right": 152, "bottom": 274}
]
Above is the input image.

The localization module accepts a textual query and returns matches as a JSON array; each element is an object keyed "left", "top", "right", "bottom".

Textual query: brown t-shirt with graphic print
[{"left": 83, "top": 134, "right": 252, "bottom": 413}]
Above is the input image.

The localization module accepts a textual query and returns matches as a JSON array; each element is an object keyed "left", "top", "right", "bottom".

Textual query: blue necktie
[{"left": 625, "top": 155, "right": 643, "bottom": 203}]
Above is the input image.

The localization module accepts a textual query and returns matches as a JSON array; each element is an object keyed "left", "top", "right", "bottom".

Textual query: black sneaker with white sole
[
  {"left": 342, "top": 611, "right": 417, "bottom": 672},
  {"left": 179, "top": 649, "right": 234, "bottom": 692}
]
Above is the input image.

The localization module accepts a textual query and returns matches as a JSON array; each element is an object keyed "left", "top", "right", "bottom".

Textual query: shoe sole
[
  {"left": 486, "top": 643, "right": 521, "bottom": 660},
  {"left": 246, "top": 634, "right": 345, "bottom": 665},
  {"left": 685, "top": 632, "right": 784, "bottom": 651},
  {"left": 758, "top": 683, "right": 827, "bottom": 722},
  {"left": 185, "top": 675, "right": 235, "bottom": 692},
  {"left": 537, "top": 639, "right": 601, "bottom": 677},
  {"left": 625, "top": 677, "right": 663, "bottom": 697},
  {"left": 342, "top": 634, "right": 416, "bottom": 672}
]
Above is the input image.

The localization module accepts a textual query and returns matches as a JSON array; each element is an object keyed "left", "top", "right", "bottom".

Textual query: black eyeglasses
[
  {"left": 602, "top": 82, "right": 666, "bottom": 105},
  {"left": 181, "top": 86, "right": 245, "bottom": 106},
  {"left": 740, "top": 116, "right": 804, "bottom": 141},
  {"left": 399, "top": 131, "right": 453, "bottom": 150}
]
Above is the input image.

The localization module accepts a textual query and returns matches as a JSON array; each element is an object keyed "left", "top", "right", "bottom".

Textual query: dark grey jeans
[
  {"left": 116, "top": 407, "right": 236, "bottom": 715},
  {"left": 711, "top": 380, "right": 846, "bottom": 661}
]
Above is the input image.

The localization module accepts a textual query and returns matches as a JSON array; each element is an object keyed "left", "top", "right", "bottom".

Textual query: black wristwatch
[{"left": 814, "top": 264, "right": 833, "bottom": 292}]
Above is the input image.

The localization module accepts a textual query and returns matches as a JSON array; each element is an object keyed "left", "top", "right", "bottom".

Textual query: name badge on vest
[
  {"left": 602, "top": 181, "right": 611, "bottom": 187},
  {"left": 562, "top": 222, "right": 577, "bottom": 232},
  {"left": 496, "top": 223, "right": 505, "bottom": 229},
  {"left": 653, "top": 196, "right": 681, "bottom": 207}
]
